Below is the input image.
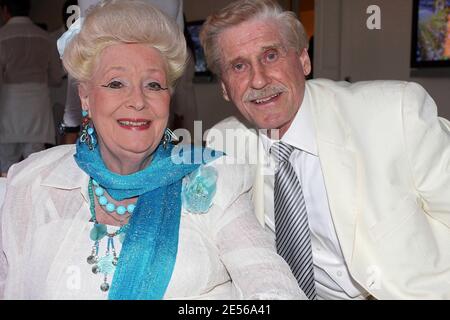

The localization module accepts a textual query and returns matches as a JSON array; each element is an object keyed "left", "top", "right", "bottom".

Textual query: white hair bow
[{"left": 57, "top": 17, "right": 85, "bottom": 58}]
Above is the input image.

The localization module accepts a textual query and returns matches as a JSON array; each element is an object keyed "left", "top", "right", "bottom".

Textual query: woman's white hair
[
  {"left": 63, "top": 0, "right": 187, "bottom": 90},
  {"left": 200, "top": 0, "right": 308, "bottom": 75}
]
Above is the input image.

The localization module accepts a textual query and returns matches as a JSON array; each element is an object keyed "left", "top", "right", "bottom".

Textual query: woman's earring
[
  {"left": 80, "top": 110, "right": 97, "bottom": 150},
  {"left": 162, "top": 128, "right": 178, "bottom": 149}
]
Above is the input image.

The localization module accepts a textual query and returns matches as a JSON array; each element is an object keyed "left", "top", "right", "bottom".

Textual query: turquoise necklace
[
  {"left": 92, "top": 179, "right": 136, "bottom": 215},
  {"left": 86, "top": 178, "right": 136, "bottom": 292}
]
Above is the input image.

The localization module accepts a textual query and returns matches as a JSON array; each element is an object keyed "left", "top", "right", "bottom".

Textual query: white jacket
[{"left": 207, "top": 79, "right": 450, "bottom": 299}]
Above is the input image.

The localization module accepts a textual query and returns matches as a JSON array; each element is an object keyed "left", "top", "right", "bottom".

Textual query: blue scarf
[{"left": 74, "top": 140, "right": 222, "bottom": 299}]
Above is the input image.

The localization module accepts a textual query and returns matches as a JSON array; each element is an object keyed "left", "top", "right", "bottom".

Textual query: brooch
[{"left": 182, "top": 166, "right": 218, "bottom": 214}]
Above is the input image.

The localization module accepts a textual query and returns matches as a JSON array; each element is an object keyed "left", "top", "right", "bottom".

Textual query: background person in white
[
  {"left": 0, "top": 0, "right": 63, "bottom": 176},
  {"left": 50, "top": 0, "right": 79, "bottom": 146},
  {"left": 201, "top": 0, "right": 450, "bottom": 299}
]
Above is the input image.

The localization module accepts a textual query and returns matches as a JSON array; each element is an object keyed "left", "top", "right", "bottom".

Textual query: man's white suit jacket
[{"left": 206, "top": 79, "right": 450, "bottom": 299}]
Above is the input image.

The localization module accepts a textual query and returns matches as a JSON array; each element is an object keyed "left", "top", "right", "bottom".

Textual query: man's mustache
[{"left": 244, "top": 84, "right": 288, "bottom": 102}]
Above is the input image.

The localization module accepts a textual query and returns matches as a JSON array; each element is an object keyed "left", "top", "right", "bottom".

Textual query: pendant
[
  {"left": 87, "top": 242, "right": 99, "bottom": 265},
  {"left": 92, "top": 265, "right": 100, "bottom": 274},
  {"left": 87, "top": 255, "right": 98, "bottom": 265},
  {"left": 90, "top": 224, "right": 107, "bottom": 241},
  {"left": 97, "top": 254, "right": 115, "bottom": 274},
  {"left": 87, "top": 178, "right": 129, "bottom": 293},
  {"left": 100, "top": 282, "right": 109, "bottom": 292},
  {"left": 119, "top": 232, "right": 126, "bottom": 243},
  {"left": 100, "top": 277, "right": 110, "bottom": 292}
]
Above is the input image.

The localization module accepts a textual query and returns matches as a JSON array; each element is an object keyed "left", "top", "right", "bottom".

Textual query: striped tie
[{"left": 271, "top": 141, "right": 317, "bottom": 300}]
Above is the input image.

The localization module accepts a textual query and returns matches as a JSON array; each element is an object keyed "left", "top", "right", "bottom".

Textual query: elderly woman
[{"left": 0, "top": 0, "right": 304, "bottom": 300}]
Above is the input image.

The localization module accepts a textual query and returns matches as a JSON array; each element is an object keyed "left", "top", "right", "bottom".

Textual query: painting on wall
[
  {"left": 411, "top": 0, "right": 450, "bottom": 68},
  {"left": 186, "top": 20, "right": 214, "bottom": 80}
]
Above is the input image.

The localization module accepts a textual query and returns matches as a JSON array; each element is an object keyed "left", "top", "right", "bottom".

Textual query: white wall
[{"left": 315, "top": 0, "right": 450, "bottom": 119}]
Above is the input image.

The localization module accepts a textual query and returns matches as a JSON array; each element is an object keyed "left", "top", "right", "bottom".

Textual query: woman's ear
[{"left": 78, "top": 83, "right": 90, "bottom": 113}]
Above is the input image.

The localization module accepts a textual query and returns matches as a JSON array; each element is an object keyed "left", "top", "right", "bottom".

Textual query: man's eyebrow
[
  {"left": 228, "top": 56, "right": 246, "bottom": 65},
  {"left": 226, "top": 45, "right": 283, "bottom": 63},
  {"left": 222, "top": 43, "right": 287, "bottom": 70},
  {"left": 261, "top": 44, "right": 284, "bottom": 51}
]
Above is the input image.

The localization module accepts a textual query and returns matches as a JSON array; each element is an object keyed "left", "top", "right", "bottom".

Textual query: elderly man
[{"left": 201, "top": 0, "right": 450, "bottom": 300}]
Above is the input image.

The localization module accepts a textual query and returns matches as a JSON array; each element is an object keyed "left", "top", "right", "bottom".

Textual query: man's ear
[
  {"left": 299, "top": 48, "right": 311, "bottom": 76},
  {"left": 220, "top": 81, "right": 230, "bottom": 102},
  {"left": 78, "top": 83, "right": 90, "bottom": 114}
]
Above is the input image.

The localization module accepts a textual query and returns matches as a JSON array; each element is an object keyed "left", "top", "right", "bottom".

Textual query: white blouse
[{"left": 0, "top": 145, "right": 304, "bottom": 300}]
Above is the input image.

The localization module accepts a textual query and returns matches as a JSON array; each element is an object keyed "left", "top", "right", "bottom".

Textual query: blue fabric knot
[
  {"left": 182, "top": 166, "right": 218, "bottom": 214},
  {"left": 74, "top": 138, "right": 222, "bottom": 300},
  {"left": 57, "top": 17, "right": 84, "bottom": 58}
]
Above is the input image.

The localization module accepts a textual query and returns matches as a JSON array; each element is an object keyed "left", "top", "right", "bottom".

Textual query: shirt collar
[
  {"left": 6, "top": 16, "right": 33, "bottom": 25},
  {"left": 40, "top": 146, "right": 90, "bottom": 202},
  {"left": 260, "top": 85, "right": 318, "bottom": 156}
]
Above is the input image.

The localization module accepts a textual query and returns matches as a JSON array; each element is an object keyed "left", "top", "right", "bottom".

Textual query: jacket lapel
[
  {"left": 307, "top": 81, "right": 361, "bottom": 266},
  {"left": 253, "top": 136, "right": 267, "bottom": 227}
]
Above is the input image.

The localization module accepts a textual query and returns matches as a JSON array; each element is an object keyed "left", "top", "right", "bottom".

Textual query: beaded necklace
[{"left": 86, "top": 178, "right": 135, "bottom": 292}]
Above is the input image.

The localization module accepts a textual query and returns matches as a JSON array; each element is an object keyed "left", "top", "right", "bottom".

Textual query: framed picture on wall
[
  {"left": 411, "top": 0, "right": 450, "bottom": 68},
  {"left": 185, "top": 20, "right": 214, "bottom": 80}
]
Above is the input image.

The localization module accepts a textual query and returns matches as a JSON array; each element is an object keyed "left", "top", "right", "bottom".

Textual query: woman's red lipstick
[{"left": 117, "top": 118, "right": 151, "bottom": 131}]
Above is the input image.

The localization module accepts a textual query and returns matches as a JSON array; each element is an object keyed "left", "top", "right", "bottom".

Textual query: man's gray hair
[{"left": 200, "top": 0, "right": 308, "bottom": 75}]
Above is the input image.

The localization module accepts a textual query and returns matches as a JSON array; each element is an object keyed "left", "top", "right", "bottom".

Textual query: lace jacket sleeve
[
  {"left": 0, "top": 205, "right": 6, "bottom": 300},
  {"left": 209, "top": 160, "right": 306, "bottom": 300},
  {"left": 0, "top": 164, "right": 33, "bottom": 299}
]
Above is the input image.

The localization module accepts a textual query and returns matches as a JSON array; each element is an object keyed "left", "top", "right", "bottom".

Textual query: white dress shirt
[{"left": 259, "top": 88, "right": 368, "bottom": 300}]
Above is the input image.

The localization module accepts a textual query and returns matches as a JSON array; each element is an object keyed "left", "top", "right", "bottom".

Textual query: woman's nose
[{"left": 127, "top": 87, "right": 146, "bottom": 111}]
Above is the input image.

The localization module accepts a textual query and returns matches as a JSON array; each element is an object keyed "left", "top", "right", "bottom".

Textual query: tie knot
[{"left": 271, "top": 141, "right": 295, "bottom": 163}]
